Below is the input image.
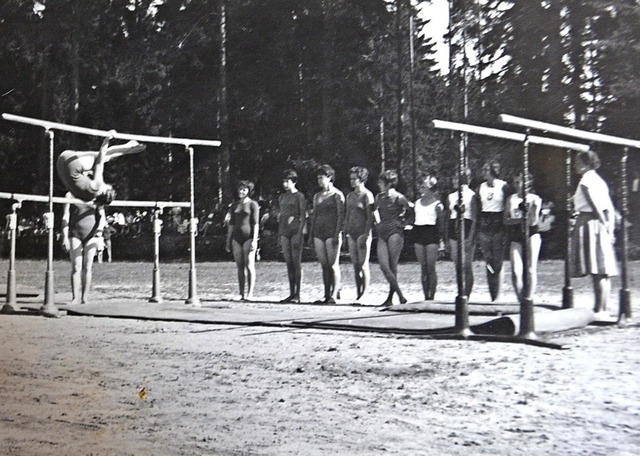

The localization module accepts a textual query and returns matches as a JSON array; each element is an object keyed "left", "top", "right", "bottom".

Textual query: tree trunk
[
  {"left": 394, "top": 0, "right": 404, "bottom": 173},
  {"left": 320, "top": 1, "right": 335, "bottom": 163},
  {"left": 218, "top": 0, "right": 231, "bottom": 202}
]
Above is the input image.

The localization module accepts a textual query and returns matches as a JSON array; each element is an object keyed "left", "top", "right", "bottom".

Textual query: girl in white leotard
[
  {"left": 504, "top": 173, "right": 542, "bottom": 305},
  {"left": 477, "top": 160, "right": 508, "bottom": 301},
  {"left": 411, "top": 175, "right": 444, "bottom": 300}
]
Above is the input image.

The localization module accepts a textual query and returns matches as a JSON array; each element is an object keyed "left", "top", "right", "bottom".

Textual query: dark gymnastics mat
[
  {"left": 58, "top": 299, "right": 382, "bottom": 328},
  {"left": 386, "top": 300, "right": 561, "bottom": 316},
  {"left": 0, "top": 285, "right": 41, "bottom": 298}
]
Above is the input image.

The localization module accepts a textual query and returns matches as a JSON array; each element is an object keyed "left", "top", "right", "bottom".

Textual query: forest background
[{"left": 1, "top": 0, "right": 639, "bottom": 255}]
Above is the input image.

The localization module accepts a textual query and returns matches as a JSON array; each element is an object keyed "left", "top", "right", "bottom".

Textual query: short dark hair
[
  {"left": 282, "top": 169, "right": 298, "bottom": 183},
  {"left": 316, "top": 164, "right": 335, "bottom": 181},
  {"left": 510, "top": 171, "right": 534, "bottom": 191},
  {"left": 378, "top": 169, "right": 399, "bottom": 188},
  {"left": 237, "top": 180, "right": 255, "bottom": 195},
  {"left": 577, "top": 150, "right": 601, "bottom": 170},
  {"left": 453, "top": 168, "right": 472, "bottom": 186},
  {"left": 349, "top": 166, "right": 369, "bottom": 182},
  {"left": 484, "top": 160, "right": 501, "bottom": 178}
]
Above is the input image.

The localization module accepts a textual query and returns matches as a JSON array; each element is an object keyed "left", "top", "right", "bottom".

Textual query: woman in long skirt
[{"left": 571, "top": 151, "right": 618, "bottom": 317}]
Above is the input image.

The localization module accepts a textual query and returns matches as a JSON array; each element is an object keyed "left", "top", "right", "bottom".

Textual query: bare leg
[
  {"left": 81, "top": 239, "right": 99, "bottom": 304},
  {"left": 479, "top": 230, "right": 505, "bottom": 301},
  {"left": 324, "top": 236, "right": 342, "bottom": 301},
  {"left": 377, "top": 234, "right": 406, "bottom": 306},
  {"left": 281, "top": 236, "right": 294, "bottom": 300},
  {"left": 290, "top": 233, "right": 303, "bottom": 301},
  {"left": 526, "top": 234, "right": 542, "bottom": 300},
  {"left": 465, "top": 239, "right": 476, "bottom": 297},
  {"left": 425, "top": 244, "right": 439, "bottom": 300},
  {"left": 357, "top": 234, "right": 372, "bottom": 299},
  {"left": 414, "top": 243, "right": 429, "bottom": 300},
  {"left": 69, "top": 237, "right": 84, "bottom": 304},
  {"left": 314, "top": 238, "right": 330, "bottom": 301},
  {"left": 593, "top": 274, "right": 611, "bottom": 314},
  {"left": 243, "top": 240, "right": 257, "bottom": 299},
  {"left": 232, "top": 240, "right": 246, "bottom": 299},
  {"left": 510, "top": 242, "right": 524, "bottom": 303},
  {"left": 348, "top": 236, "right": 362, "bottom": 298},
  {"left": 450, "top": 238, "right": 475, "bottom": 298},
  {"left": 102, "top": 141, "right": 146, "bottom": 162}
]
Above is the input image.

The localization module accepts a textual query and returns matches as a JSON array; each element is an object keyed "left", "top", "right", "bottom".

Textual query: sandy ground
[{"left": 0, "top": 259, "right": 639, "bottom": 455}]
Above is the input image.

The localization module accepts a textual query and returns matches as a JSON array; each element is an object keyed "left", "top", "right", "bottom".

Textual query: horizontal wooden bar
[
  {"left": 0, "top": 191, "right": 190, "bottom": 208},
  {"left": 430, "top": 119, "right": 590, "bottom": 152},
  {"left": 500, "top": 114, "right": 640, "bottom": 150},
  {"left": 2, "top": 113, "right": 221, "bottom": 148}
]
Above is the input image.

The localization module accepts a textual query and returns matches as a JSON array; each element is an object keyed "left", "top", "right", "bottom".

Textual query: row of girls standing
[
  {"left": 279, "top": 165, "right": 412, "bottom": 306},
  {"left": 224, "top": 162, "right": 548, "bottom": 306},
  {"left": 448, "top": 161, "right": 545, "bottom": 305}
]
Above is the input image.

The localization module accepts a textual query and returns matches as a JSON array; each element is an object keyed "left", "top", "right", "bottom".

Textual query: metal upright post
[
  {"left": 618, "top": 147, "right": 632, "bottom": 324},
  {"left": 41, "top": 129, "right": 60, "bottom": 318},
  {"left": 149, "top": 207, "right": 163, "bottom": 303},
  {"left": 454, "top": 134, "right": 470, "bottom": 336},
  {"left": 562, "top": 149, "right": 574, "bottom": 308},
  {"left": 519, "top": 132, "right": 536, "bottom": 339},
  {"left": 185, "top": 146, "right": 200, "bottom": 306},
  {"left": 2, "top": 202, "right": 20, "bottom": 313}
]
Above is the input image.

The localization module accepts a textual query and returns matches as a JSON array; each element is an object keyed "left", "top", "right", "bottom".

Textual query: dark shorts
[
  {"left": 411, "top": 225, "right": 440, "bottom": 246},
  {"left": 448, "top": 219, "right": 473, "bottom": 241},
  {"left": 508, "top": 225, "right": 539, "bottom": 244},
  {"left": 479, "top": 212, "right": 505, "bottom": 233}
]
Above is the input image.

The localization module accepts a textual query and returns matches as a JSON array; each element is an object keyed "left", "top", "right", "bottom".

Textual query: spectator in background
[{"left": 98, "top": 217, "right": 117, "bottom": 263}]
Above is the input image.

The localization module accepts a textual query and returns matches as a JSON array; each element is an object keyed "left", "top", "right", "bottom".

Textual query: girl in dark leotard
[
  {"left": 374, "top": 169, "right": 411, "bottom": 307},
  {"left": 61, "top": 193, "right": 106, "bottom": 304},
  {"left": 57, "top": 132, "right": 145, "bottom": 204},
  {"left": 309, "top": 165, "right": 345, "bottom": 304},
  {"left": 278, "top": 170, "right": 306, "bottom": 303},
  {"left": 412, "top": 175, "right": 445, "bottom": 300},
  {"left": 226, "top": 181, "right": 260, "bottom": 301},
  {"left": 344, "top": 167, "right": 375, "bottom": 300}
]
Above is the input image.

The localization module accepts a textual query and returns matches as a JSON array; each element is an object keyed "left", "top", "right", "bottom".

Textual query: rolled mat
[{"left": 472, "top": 308, "right": 594, "bottom": 336}]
